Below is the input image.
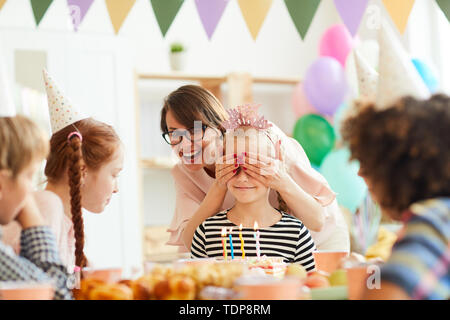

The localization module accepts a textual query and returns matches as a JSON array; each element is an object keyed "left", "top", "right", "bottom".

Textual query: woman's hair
[
  {"left": 160, "top": 85, "right": 228, "bottom": 133},
  {"left": 45, "top": 118, "right": 121, "bottom": 268},
  {"left": 341, "top": 94, "right": 450, "bottom": 217},
  {"left": 0, "top": 115, "right": 49, "bottom": 178}
]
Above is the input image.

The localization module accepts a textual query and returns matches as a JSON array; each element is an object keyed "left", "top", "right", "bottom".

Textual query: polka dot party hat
[
  {"left": 376, "top": 20, "right": 430, "bottom": 109},
  {"left": 354, "top": 49, "right": 378, "bottom": 101},
  {"left": 43, "top": 69, "right": 88, "bottom": 134},
  {"left": 0, "top": 51, "right": 16, "bottom": 117}
]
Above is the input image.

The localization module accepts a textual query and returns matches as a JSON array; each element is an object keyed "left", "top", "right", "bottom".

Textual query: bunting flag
[
  {"left": 195, "top": 0, "right": 229, "bottom": 40},
  {"left": 334, "top": 0, "right": 369, "bottom": 36},
  {"left": 284, "top": 0, "right": 321, "bottom": 40},
  {"left": 30, "top": 0, "right": 53, "bottom": 26},
  {"left": 0, "top": 0, "right": 7, "bottom": 11},
  {"left": 67, "top": 0, "right": 94, "bottom": 31},
  {"left": 151, "top": 0, "right": 185, "bottom": 37},
  {"left": 436, "top": 0, "right": 450, "bottom": 22},
  {"left": 238, "top": 0, "right": 273, "bottom": 40},
  {"left": 381, "top": 0, "right": 416, "bottom": 34},
  {"left": 105, "top": 0, "right": 136, "bottom": 34}
]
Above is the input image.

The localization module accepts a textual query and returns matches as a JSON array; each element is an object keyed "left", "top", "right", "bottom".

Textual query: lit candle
[
  {"left": 228, "top": 227, "right": 235, "bottom": 260},
  {"left": 239, "top": 224, "right": 245, "bottom": 259},
  {"left": 221, "top": 227, "right": 228, "bottom": 261},
  {"left": 253, "top": 221, "right": 260, "bottom": 259}
]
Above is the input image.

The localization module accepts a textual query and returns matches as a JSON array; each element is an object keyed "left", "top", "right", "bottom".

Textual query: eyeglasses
[{"left": 162, "top": 124, "right": 209, "bottom": 146}]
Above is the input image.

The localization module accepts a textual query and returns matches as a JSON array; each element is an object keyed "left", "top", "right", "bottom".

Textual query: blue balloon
[
  {"left": 320, "top": 148, "right": 367, "bottom": 213},
  {"left": 412, "top": 58, "right": 439, "bottom": 93}
]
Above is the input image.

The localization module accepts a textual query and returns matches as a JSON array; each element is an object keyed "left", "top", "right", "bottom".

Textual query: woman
[
  {"left": 342, "top": 95, "right": 449, "bottom": 299},
  {"left": 160, "top": 85, "right": 349, "bottom": 253}
]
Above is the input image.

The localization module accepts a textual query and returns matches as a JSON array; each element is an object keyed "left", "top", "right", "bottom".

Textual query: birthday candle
[
  {"left": 221, "top": 227, "right": 228, "bottom": 261},
  {"left": 239, "top": 224, "right": 245, "bottom": 259},
  {"left": 228, "top": 227, "right": 235, "bottom": 260},
  {"left": 253, "top": 221, "right": 260, "bottom": 259}
]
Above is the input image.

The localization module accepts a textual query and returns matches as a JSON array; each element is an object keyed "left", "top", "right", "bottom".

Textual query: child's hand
[
  {"left": 215, "top": 153, "right": 238, "bottom": 189},
  {"left": 15, "top": 195, "right": 44, "bottom": 229},
  {"left": 242, "top": 140, "right": 290, "bottom": 192}
]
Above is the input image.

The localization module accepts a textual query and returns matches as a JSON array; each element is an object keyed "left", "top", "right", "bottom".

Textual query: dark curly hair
[{"left": 341, "top": 94, "right": 450, "bottom": 218}]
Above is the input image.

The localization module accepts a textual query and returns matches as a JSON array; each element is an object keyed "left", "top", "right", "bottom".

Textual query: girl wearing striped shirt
[{"left": 191, "top": 105, "right": 316, "bottom": 271}]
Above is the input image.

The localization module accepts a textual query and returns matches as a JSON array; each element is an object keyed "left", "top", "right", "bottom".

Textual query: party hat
[
  {"left": 0, "top": 53, "right": 16, "bottom": 117},
  {"left": 43, "top": 69, "right": 88, "bottom": 133},
  {"left": 354, "top": 50, "right": 378, "bottom": 100},
  {"left": 376, "top": 20, "right": 429, "bottom": 109}
]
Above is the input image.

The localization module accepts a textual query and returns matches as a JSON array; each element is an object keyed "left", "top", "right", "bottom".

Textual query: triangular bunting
[
  {"left": 105, "top": 0, "right": 136, "bottom": 34},
  {"left": 151, "top": 0, "right": 185, "bottom": 37},
  {"left": 284, "top": 0, "right": 321, "bottom": 40},
  {"left": 238, "top": 0, "right": 273, "bottom": 40},
  {"left": 436, "top": 0, "right": 450, "bottom": 22},
  {"left": 381, "top": 0, "right": 416, "bottom": 34},
  {"left": 334, "top": 0, "right": 369, "bottom": 36},
  {"left": 30, "top": 0, "right": 53, "bottom": 26},
  {"left": 195, "top": 0, "right": 229, "bottom": 40},
  {"left": 67, "top": 0, "right": 94, "bottom": 31}
]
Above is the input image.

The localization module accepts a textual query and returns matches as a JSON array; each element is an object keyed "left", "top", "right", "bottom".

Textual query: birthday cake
[{"left": 246, "top": 256, "right": 287, "bottom": 278}]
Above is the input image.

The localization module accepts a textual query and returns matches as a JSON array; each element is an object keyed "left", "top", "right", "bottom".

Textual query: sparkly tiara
[{"left": 221, "top": 104, "right": 272, "bottom": 130}]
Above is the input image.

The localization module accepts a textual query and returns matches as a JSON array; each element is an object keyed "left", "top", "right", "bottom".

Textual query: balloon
[
  {"left": 291, "top": 82, "right": 317, "bottom": 118},
  {"left": 412, "top": 58, "right": 439, "bottom": 93},
  {"left": 293, "top": 114, "right": 336, "bottom": 167},
  {"left": 303, "top": 57, "right": 349, "bottom": 115},
  {"left": 319, "top": 24, "right": 354, "bottom": 67},
  {"left": 320, "top": 148, "right": 367, "bottom": 213}
]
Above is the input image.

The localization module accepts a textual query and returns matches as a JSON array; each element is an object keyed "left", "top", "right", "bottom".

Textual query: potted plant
[{"left": 169, "top": 42, "right": 187, "bottom": 71}]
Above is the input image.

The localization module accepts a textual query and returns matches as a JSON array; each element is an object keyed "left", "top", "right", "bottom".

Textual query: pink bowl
[
  {"left": 313, "top": 251, "right": 349, "bottom": 274},
  {"left": 234, "top": 276, "right": 303, "bottom": 300},
  {"left": 346, "top": 266, "right": 370, "bottom": 300},
  {"left": 82, "top": 267, "right": 122, "bottom": 283},
  {"left": 0, "top": 282, "right": 54, "bottom": 300}
]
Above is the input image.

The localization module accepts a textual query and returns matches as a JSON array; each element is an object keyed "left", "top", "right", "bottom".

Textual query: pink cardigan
[{"left": 168, "top": 123, "right": 348, "bottom": 252}]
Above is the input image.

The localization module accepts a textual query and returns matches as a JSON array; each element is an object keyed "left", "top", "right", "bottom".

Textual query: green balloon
[{"left": 293, "top": 114, "right": 336, "bottom": 166}]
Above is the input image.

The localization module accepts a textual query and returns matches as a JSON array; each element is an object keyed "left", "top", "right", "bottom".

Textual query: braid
[{"left": 67, "top": 136, "right": 87, "bottom": 268}]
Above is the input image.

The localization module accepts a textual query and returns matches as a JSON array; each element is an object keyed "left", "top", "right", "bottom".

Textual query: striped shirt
[
  {"left": 0, "top": 226, "right": 73, "bottom": 300},
  {"left": 191, "top": 209, "right": 316, "bottom": 271},
  {"left": 381, "top": 197, "right": 450, "bottom": 300}
]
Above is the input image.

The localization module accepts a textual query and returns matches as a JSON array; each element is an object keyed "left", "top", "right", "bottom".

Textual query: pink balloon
[
  {"left": 319, "top": 24, "right": 354, "bottom": 67},
  {"left": 291, "top": 82, "right": 317, "bottom": 118}
]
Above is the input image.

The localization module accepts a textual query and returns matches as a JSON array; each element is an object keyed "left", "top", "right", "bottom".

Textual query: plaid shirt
[{"left": 0, "top": 226, "right": 73, "bottom": 300}]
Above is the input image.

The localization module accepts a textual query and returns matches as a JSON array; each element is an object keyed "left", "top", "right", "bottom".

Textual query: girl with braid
[{"left": 3, "top": 70, "right": 123, "bottom": 271}]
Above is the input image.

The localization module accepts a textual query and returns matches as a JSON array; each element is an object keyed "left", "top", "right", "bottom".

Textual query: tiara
[{"left": 222, "top": 104, "right": 272, "bottom": 130}]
